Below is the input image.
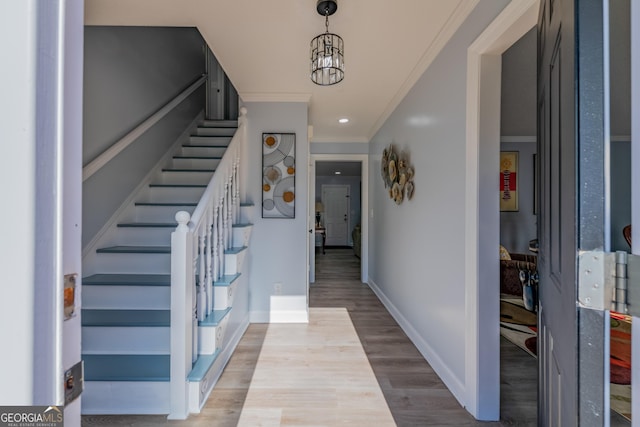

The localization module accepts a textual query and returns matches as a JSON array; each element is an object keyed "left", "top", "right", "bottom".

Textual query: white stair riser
[
  {"left": 181, "top": 146, "right": 227, "bottom": 157},
  {"left": 213, "top": 282, "right": 236, "bottom": 310},
  {"left": 83, "top": 327, "right": 169, "bottom": 354},
  {"left": 83, "top": 285, "right": 170, "bottom": 309},
  {"left": 91, "top": 253, "right": 171, "bottom": 274},
  {"left": 188, "top": 136, "right": 231, "bottom": 146},
  {"left": 147, "top": 186, "right": 205, "bottom": 203},
  {"left": 188, "top": 352, "right": 227, "bottom": 413},
  {"left": 133, "top": 205, "right": 196, "bottom": 223},
  {"left": 224, "top": 250, "right": 246, "bottom": 276},
  {"left": 239, "top": 205, "right": 254, "bottom": 224},
  {"left": 198, "top": 316, "right": 229, "bottom": 355},
  {"left": 224, "top": 248, "right": 247, "bottom": 275},
  {"left": 158, "top": 171, "right": 214, "bottom": 185},
  {"left": 112, "top": 227, "right": 173, "bottom": 246},
  {"left": 195, "top": 128, "right": 235, "bottom": 137},
  {"left": 232, "top": 225, "right": 252, "bottom": 248},
  {"left": 201, "top": 120, "right": 237, "bottom": 128},
  {"left": 82, "top": 381, "right": 169, "bottom": 415},
  {"left": 171, "top": 157, "right": 221, "bottom": 170}
]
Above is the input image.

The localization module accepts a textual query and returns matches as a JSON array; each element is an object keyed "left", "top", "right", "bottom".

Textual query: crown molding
[{"left": 239, "top": 93, "right": 312, "bottom": 103}]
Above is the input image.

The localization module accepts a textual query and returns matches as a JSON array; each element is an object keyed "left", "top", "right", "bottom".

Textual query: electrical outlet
[{"left": 274, "top": 283, "right": 282, "bottom": 295}]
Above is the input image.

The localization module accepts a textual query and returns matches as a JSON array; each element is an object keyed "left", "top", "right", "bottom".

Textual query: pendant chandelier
[{"left": 310, "top": 0, "right": 344, "bottom": 86}]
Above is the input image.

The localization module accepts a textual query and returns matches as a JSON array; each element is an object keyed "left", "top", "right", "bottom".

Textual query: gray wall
[
  {"left": 500, "top": 28, "right": 536, "bottom": 137},
  {"left": 610, "top": 0, "right": 631, "bottom": 137},
  {"left": 612, "top": 140, "right": 632, "bottom": 251},
  {"left": 244, "top": 102, "right": 309, "bottom": 320},
  {"left": 609, "top": 0, "right": 632, "bottom": 251},
  {"left": 499, "top": 28, "right": 537, "bottom": 254},
  {"left": 83, "top": 26, "right": 206, "bottom": 247},
  {"left": 368, "top": 0, "right": 509, "bottom": 403}
]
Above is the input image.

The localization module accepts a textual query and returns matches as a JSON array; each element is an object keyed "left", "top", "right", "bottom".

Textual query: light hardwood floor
[
  {"left": 312, "top": 248, "right": 538, "bottom": 426},
  {"left": 84, "top": 248, "right": 540, "bottom": 426}
]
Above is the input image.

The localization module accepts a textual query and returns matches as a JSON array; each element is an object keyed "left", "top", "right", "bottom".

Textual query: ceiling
[
  {"left": 85, "top": 0, "right": 474, "bottom": 143},
  {"left": 316, "top": 161, "right": 361, "bottom": 177}
]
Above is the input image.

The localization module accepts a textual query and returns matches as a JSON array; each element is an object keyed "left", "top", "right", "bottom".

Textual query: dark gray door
[
  {"left": 537, "top": 0, "right": 578, "bottom": 423},
  {"left": 538, "top": 0, "right": 608, "bottom": 425}
]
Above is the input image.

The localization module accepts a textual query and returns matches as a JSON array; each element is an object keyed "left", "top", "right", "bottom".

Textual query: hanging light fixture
[{"left": 310, "top": 0, "right": 344, "bottom": 85}]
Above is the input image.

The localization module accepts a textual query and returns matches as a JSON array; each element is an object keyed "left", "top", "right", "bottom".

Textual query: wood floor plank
[{"left": 82, "top": 248, "right": 541, "bottom": 426}]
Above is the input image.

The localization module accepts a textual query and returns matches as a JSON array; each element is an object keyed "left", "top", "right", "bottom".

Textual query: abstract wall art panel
[{"left": 262, "top": 133, "right": 296, "bottom": 218}]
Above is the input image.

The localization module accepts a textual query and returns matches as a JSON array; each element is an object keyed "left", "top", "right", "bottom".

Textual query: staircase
[{"left": 81, "top": 115, "right": 252, "bottom": 415}]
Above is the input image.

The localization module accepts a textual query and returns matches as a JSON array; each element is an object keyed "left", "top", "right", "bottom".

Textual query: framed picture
[
  {"left": 500, "top": 151, "right": 518, "bottom": 212},
  {"left": 262, "top": 133, "right": 296, "bottom": 218}
]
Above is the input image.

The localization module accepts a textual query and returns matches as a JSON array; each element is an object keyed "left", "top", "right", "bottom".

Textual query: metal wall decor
[
  {"left": 381, "top": 145, "right": 415, "bottom": 204},
  {"left": 263, "top": 133, "right": 296, "bottom": 218}
]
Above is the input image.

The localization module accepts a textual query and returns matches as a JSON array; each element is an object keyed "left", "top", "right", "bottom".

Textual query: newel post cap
[{"left": 175, "top": 211, "right": 191, "bottom": 231}]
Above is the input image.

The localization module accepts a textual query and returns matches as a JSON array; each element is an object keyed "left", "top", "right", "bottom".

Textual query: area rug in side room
[
  {"left": 499, "top": 298, "right": 537, "bottom": 358},
  {"left": 499, "top": 297, "right": 632, "bottom": 422}
]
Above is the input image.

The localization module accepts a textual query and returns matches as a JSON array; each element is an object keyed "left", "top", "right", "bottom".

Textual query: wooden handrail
[{"left": 82, "top": 74, "right": 207, "bottom": 181}]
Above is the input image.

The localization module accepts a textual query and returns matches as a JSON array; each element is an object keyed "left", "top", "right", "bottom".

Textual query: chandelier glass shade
[{"left": 310, "top": 0, "right": 344, "bottom": 85}]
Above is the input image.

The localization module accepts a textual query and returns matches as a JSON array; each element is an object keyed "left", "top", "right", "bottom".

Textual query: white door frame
[
  {"left": 310, "top": 154, "right": 369, "bottom": 284},
  {"left": 464, "top": 0, "right": 539, "bottom": 420},
  {"left": 630, "top": 0, "right": 640, "bottom": 418}
]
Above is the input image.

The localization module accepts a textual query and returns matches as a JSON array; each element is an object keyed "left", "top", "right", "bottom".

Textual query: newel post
[{"left": 168, "top": 211, "right": 194, "bottom": 419}]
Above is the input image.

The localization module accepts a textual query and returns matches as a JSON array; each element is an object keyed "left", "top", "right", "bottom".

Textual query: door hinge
[{"left": 579, "top": 250, "right": 640, "bottom": 315}]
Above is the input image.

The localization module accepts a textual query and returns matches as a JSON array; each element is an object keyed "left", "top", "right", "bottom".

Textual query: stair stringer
[{"left": 186, "top": 204, "right": 254, "bottom": 413}]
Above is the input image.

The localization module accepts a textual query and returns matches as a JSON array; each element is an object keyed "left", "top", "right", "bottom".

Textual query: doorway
[
  {"left": 322, "top": 184, "right": 351, "bottom": 247},
  {"left": 309, "top": 155, "right": 369, "bottom": 285}
]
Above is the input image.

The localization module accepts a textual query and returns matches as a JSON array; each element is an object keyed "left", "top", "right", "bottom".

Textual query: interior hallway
[{"left": 82, "top": 248, "right": 537, "bottom": 426}]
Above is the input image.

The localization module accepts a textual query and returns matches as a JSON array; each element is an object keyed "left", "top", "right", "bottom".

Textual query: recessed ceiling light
[
  {"left": 338, "top": 118, "right": 349, "bottom": 124},
  {"left": 335, "top": 171, "right": 342, "bottom": 175}
]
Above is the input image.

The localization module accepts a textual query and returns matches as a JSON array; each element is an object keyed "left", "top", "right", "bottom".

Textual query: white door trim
[
  {"left": 630, "top": 0, "right": 640, "bottom": 419},
  {"left": 310, "top": 154, "right": 369, "bottom": 284},
  {"left": 464, "top": 0, "right": 539, "bottom": 420}
]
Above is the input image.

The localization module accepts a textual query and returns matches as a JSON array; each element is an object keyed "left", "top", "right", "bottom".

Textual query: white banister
[
  {"left": 168, "top": 211, "right": 194, "bottom": 420},
  {"left": 83, "top": 75, "right": 207, "bottom": 181},
  {"left": 169, "top": 107, "right": 247, "bottom": 416}
]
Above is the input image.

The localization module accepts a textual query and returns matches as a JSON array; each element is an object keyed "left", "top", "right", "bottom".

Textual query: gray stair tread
[
  {"left": 181, "top": 144, "right": 228, "bottom": 148},
  {"left": 82, "top": 309, "right": 170, "bottom": 327},
  {"left": 225, "top": 246, "right": 247, "bottom": 255},
  {"left": 96, "top": 246, "right": 170, "bottom": 254},
  {"left": 187, "top": 351, "right": 221, "bottom": 382},
  {"left": 162, "top": 168, "right": 215, "bottom": 172},
  {"left": 149, "top": 184, "right": 207, "bottom": 188},
  {"left": 200, "top": 120, "right": 237, "bottom": 127},
  {"left": 240, "top": 202, "right": 255, "bottom": 207},
  {"left": 83, "top": 354, "right": 169, "bottom": 381},
  {"left": 83, "top": 274, "right": 170, "bottom": 286},
  {"left": 117, "top": 222, "right": 176, "bottom": 228},
  {"left": 214, "top": 273, "right": 241, "bottom": 287},
  {"left": 135, "top": 202, "right": 197, "bottom": 206},
  {"left": 232, "top": 223, "right": 252, "bottom": 228},
  {"left": 172, "top": 156, "right": 222, "bottom": 159},
  {"left": 199, "top": 308, "right": 231, "bottom": 327}
]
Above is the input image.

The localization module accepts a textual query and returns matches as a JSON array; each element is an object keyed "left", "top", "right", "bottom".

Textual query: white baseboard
[
  {"left": 250, "top": 296, "right": 309, "bottom": 323},
  {"left": 367, "top": 279, "right": 466, "bottom": 408},
  {"left": 269, "top": 295, "right": 308, "bottom": 323}
]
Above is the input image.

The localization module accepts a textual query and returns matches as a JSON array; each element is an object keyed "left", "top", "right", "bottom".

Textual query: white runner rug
[{"left": 237, "top": 307, "right": 396, "bottom": 426}]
